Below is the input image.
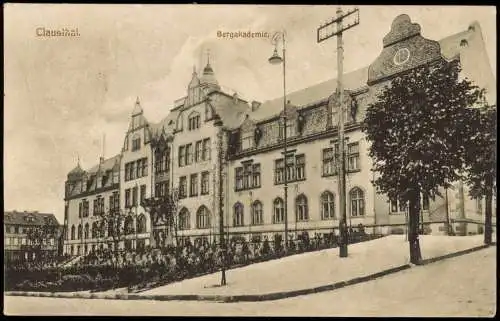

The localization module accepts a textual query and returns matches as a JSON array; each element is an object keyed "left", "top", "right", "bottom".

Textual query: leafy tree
[
  {"left": 462, "top": 103, "right": 497, "bottom": 245},
  {"left": 363, "top": 59, "right": 486, "bottom": 264},
  {"left": 26, "top": 221, "right": 59, "bottom": 262}
]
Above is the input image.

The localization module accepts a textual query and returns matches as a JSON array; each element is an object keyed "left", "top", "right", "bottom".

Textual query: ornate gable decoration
[
  {"left": 185, "top": 69, "right": 206, "bottom": 108},
  {"left": 367, "top": 14, "right": 442, "bottom": 86}
]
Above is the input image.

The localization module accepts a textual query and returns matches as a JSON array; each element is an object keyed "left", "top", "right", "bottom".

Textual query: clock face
[{"left": 393, "top": 48, "right": 410, "bottom": 65}]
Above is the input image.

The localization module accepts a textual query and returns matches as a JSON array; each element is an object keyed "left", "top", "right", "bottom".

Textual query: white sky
[{"left": 4, "top": 5, "right": 496, "bottom": 223}]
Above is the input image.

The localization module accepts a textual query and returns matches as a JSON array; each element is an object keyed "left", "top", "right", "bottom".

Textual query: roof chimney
[
  {"left": 100, "top": 157, "right": 105, "bottom": 164},
  {"left": 233, "top": 93, "right": 239, "bottom": 104},
  {"left": 251, "top": 101, "right": 262, "bottom": 112}
]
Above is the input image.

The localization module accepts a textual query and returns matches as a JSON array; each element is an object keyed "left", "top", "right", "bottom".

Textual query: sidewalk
[
  {"left": 138, "top": 234, "right": 487, "bottom": 298},
  {"left": 6, "top": 234, "right": 491, "bottom": 302}
]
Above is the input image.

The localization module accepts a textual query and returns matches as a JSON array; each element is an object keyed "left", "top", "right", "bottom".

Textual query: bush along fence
[{"left": 5, "top": 230, "right": 383, "bottom": 293}]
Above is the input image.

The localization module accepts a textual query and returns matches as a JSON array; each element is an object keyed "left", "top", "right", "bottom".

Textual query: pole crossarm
[{"left": 317, "top": 8, "right": 359, "bottom": 43}]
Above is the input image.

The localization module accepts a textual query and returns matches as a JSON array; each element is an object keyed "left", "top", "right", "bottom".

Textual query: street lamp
[{"left": 268, "top": 30, "right": 289, "bottom": 253}]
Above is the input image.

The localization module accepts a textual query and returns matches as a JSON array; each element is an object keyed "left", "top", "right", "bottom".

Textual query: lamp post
[
  {"left": 214, "top": 114, "right": 227, "bottom": 286},
  {"left": 268, "top": 30, "right": 289, "bottom": 253}
]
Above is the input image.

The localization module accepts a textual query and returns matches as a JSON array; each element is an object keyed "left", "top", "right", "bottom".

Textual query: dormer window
[
  {"left": 241, "top": 131, "right": 254, "bottom": 150},
  {"left": 460, "top": 39, "right": 468, "bottom": 47},
  {"left": 132, "top": 136, "right": 141, "bottom": 151},
  {"left": 279, "top": 118, "right": 295, "bottom": 139},
  {"left": 188, "top": 113, "right": 201, "bottom": 131}
]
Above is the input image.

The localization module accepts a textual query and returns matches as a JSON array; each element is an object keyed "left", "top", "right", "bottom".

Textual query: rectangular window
[
  {"left": 136, "top": 159, "right": 142, "bottom": 178},
  {"left": 186, "top": 144, "right": 193, "bottom": 165},
  {"left": 322, "top": 148, "right": 336, "bottom": 176},
  {"left": 178, "top": 146, "right": 185, "bottom": 167},
  {"left": 155, "top": 183, "right": 161, "bottom": 198},
  {"left": 179, "top": 176, "right": 187, "bottom": 199},
  {"left": 195, "top": 141, "right": 202, "bottom": 162},
  {"left": 79, "top": 203, "right": 83, "bottom": 218},
  {"left": 202, "top": 138, "right": 211, "bottom": 161},
  {"left": 125, "top": 163, "right": 130, "bottom": 181},
  {"left": 93, "top": 199, "right": 98, "bottom": 216},
  {"left": 243, "top": 163, "right": 252, "bottom": 189},
  {"left": 347, "top": 142, "right": 360, "bottom": 171},
  {"left": 142, "top": 157, "right": 148, "bottom": 176},
  {"left": 390, "top": 198, "right": 407, "bottom": 213},
  {"left": 140, "top": 185, "right": 146, "bottom": 204},
  {"left": 130, "top": 162, "right": 136, "bottom": 180},
  {"left": 241, "top": 134, "right": 253, "bottom": 150},
  {"left": 201, "top": 171, "right": 210, "bottom": 195},
  {"left": 125, "top": 189, "right": 131, "bottom": 208},
  {"left": 190, "top": 174, "right": 198, "bottom": 197},
  {"left": 132, "top": 137, "right": 141, "bottom": 151},
  {"left": 132, "top": 186, "right": 138, "bottom": 206},
  {"left": 275, "top": 159, "right": 285, "bottom": 184},
  {"left": 165, "top": 149, "right": 170, "bottom": 172},
  {"left": 295, "top": 154, "right": 305, "bottom": 180},
  {"left": 252, "top": 164, "right": 261, "bottom": 188},
  {"left": 235, "top": 167, "right": 244, "bottom": 191},
  {"left": 285, "top": 155, "right": 295, "bottom": 182}
]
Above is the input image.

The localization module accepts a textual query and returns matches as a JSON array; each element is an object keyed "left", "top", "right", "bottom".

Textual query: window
[
  {"left": 347, "top": 142, "right": 360, "bottom": 171},
  {"left": 390, "top": 197, "right": 407, "bottom": 213},
  {"left": 179, "top": 146, "right": 185, "bottom": 167},
  {"left": 321, "top": 191, "right": 335, "bottom": 220},
  {"left": 136, "top": 159, "right": 141, "bottom": 178},
  {"left": 91, "top": 222, "right": 98, "bottom": 239},
  {"left": 137, "top": 214, "right": 147, "bottom": 234},
  {"left": 252, "top": 164, "right": 261, "bottom": 188},
  {"left": 279, "top": 118, "right": 295, "bottom": 139},
  {"left": 84, "top": 223, "right": 89, "bottom": 239},
  {"left": 201, "top": 172, "right": 210, "bottom": 195},
  {"left": 350, "top": 187, "right": 365, "bottom": 217},
  {"left": 71, "top": 225, "right": 75, "bottom": 240},
  {"left": 235, "top": 168, "right": 244, "bottom": 190},
  {"left": 241, "top": 133, "right": 253, "bottom": 150},
  {"left": 295, "top": 154, "right": 305, "bottom": 180},
  {"left": 322, "top": 147, "right": 337, "bottom": 176},
  {"left": 130, "top": 162, "right": 136, "bottom": 180},
  {"left": 190, "top": 174, "right": 199, "bottom": 196},
  {"left": 141, "top": 158, "right": 148, "bottom": 176},
  {"left": 243, "top": 163, "right": 252, "bottom": 189},
  {"left": 125, "top": 189, "right": 131, "bottom": 208},
  {"left": 275, "top": 154, "right": 306, "bottom": 184},
  {"left": 202, "top": 138, "right": 211, "bottom": 160},
  {"left": 233, "top": 203, "right": 244, "bottom": 227},
  {"left": 275, "top": 159, "right": 285, "bottom": 184},
  {"left": 273, "top": 198, "right": 285, "bottom": 224},
  {"left": 195, "top": 141, "right": 202, "bottom": 162},
  {"left": 179, "top": 176, "right": 187, "bottom": 199},
  {"left": 251, "top": 201, "right": 264, "bottom": 225},
  {"left": 188, "top": 113, "right": 201, "bottom": 130},
  {"left": 79, "top": 203, "right": 83, "bottom": 218},
  {"left": 132, "top": 137, "right": 141, "bottom": 151},
  {"left": 422, "top": 194, "right": 430, "bottom": 211},
  {"left": 125, "top": 163, "right": 131, "bottom": 181},
  {"left": 186, "top": 144, "right": 193, "bottom": 165},
  {"left": 196, "top": 206, "right": 211, "bottom": 229},
  {"left": 140, "top": 185, "right": 146, "bottom": 204},
  {"left": 132, "top": 186, "right": 138, "bottom": 206},
  {"left": 77, "top": 224, "right": 82, "bottom": 239},
  {"left": 179, "top": 208, "right": 190, "bottom": 230},
  {"left": 296, "top": 194, "right": 309, "bottom": 221},
  {"left": 82, "top": 200, "right": 89, "bottom": 217},
  {"left": 155, "top": 151, "right": 162, "bottom": 174}
]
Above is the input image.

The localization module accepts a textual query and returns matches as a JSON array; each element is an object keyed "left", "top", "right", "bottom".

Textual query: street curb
[{"left": 5, "top": 244, "right": 493, "bottom": 303}]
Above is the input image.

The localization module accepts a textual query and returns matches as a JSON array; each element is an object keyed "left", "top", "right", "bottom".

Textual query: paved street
[{"left": 4, "top": 246, "right": 496, "bottom": 317}]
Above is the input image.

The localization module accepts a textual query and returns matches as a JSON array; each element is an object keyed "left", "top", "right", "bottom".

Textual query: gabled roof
[{"left": 4, "top": 211, "right": 60, "bottom": 227}]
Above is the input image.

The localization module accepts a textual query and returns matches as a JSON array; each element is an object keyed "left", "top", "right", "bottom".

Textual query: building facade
[
  {"left": 4, "top": 210, "right": 62, "bottom": 263},
  {"left": 63, "top": 14, "right": 496, "bottom": 256}
]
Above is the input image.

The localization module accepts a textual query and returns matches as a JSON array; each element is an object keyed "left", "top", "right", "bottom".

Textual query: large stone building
[
  {"left": 63, "top": 14, "right": 496, "bottom": 256},
  {"left": 4, "top": 210, "right": 62, "bottom": 263}
]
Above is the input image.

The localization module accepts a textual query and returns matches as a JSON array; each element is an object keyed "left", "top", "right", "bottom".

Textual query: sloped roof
[
  {"left": 438, "top": 28, "right": 473, "bottom": 61},
  {"left": 150, "top": 108, "right": 180, "bottom": 138},
  {"left": 208, "top": 92, "right": 251, "bottom": 130},
  {"left": 68, "top": 164, "right": 84, "bottom": 177},
  {"left": 86, "top": 154, "right": 121, "bottom": 174},
  {"left": 249, "top": 66, "right": 369, "bottom": 123},
  {"left": 4, "top": 211, "right": 60, "bottom": 227}
]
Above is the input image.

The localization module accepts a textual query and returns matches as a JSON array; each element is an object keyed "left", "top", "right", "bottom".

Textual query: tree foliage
[{"left": 363, "top": 59, "right": 486, "bottom": 202}]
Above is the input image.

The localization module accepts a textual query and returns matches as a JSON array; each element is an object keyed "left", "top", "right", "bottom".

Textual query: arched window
[
  {"left": 77, "top": 224, "right": 82, "bottom": 239},
  {"left": 84, "top": 223, "right": 89, "bottom": 239},
  {"left": 296, "top": 194, "right": 309, "bottom": 221},
  {"left": 125, "top": 216, "right": 134, "bottom": 234},
  {"left": 179, "top": 208, "right": 190, "bottom": 230},
  {"left": 71, "top": 225, "right": 75, "bottom": 240},
  {"left": 321, "top": 191, "right": 335, "bottom": 220},
  {"left": 136, "top": 214, "right": 147, "bottom": 234},
  {"left": 91, "top": 222, "right": 99, "bottom": 239},
  {"left": 251, "top": 201, "right": 263, "bottom": 225},
  {"left": 196, "top": 206, "right": 211, "bottom": 229},
  {"left": 233, "top": 202, "right": 244, "bottom": 227},
  {"left": 350, "top": 187, "right": 365, "bottom": 217},
  {"left": 273, "top": 197, "right": 285, "bottom": 224}
]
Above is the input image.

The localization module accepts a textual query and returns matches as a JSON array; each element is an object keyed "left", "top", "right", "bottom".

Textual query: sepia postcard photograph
[{"left": 3, "top": 3, "right": 497, "bottom": 317}]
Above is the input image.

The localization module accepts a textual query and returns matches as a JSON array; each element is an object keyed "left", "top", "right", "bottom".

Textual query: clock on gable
[{"left": 393, "top": 48, "right": 410, "bottom": 65}]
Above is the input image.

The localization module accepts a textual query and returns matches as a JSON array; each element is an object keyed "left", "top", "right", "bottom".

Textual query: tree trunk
[
  {"left": 408, "top": 190, "right": 422, "bottom": 264},
  {"left": 484, "top": 175, "right": 493, "bottom": 245}
]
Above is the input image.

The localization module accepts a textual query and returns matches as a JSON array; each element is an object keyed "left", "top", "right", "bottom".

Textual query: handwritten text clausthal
[
  {"left": 36, "top": 27, "right": 80, "bottom": 38},
  {"left": 217, "top": 31, "right": 270, "bottom": 39}
]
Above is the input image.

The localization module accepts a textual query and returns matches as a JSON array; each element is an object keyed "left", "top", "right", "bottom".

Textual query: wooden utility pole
[
  {"left": 214, "top": 115, "right": 226, "bottom": 286},
  {"left": 317, "top": 7, "right": 359, "bottom": 258}
]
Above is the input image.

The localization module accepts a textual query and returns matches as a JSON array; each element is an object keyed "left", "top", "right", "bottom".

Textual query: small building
[{"left": 4, "top": 210, "right": 62, "bottom": 263}]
